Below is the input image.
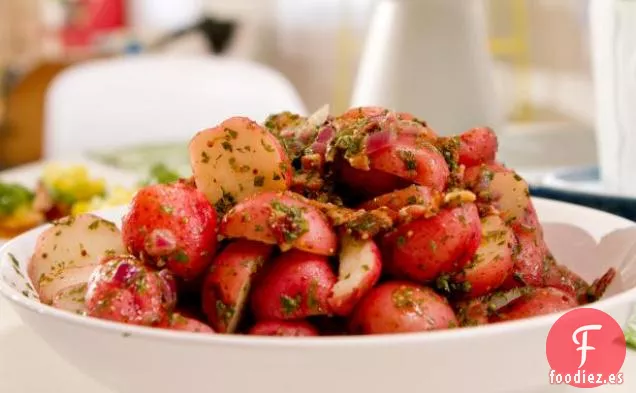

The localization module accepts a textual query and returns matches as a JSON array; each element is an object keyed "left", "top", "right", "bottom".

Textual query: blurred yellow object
[
  {"left": 487, "top": 0, "right": 534, "bottom": 121},
  {"left": 0, "top": 205, "right": 44, "bottom": 238},
  {"left": 41, "top": 164, "right": 106, "bottom": 203},
  {"left": 71, "top": 186, "right": 135, "bottom": 215}
]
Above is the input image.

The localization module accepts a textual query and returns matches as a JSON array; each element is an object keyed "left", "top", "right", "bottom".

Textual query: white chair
[{"left": 43, "top": 55, "right": 307, "bottom": 159}]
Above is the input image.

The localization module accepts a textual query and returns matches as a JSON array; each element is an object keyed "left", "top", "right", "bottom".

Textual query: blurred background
[{"left": 0, "top": 0, "right": 594, "bottom": 169}]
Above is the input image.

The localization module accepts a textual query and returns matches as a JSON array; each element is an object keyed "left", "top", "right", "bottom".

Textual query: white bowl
[{"left": 1, "top": 198, "right": 635, "bottom": 393}]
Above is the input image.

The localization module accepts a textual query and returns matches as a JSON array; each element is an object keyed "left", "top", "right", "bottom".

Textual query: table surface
[{"left": 0, "top": 122, "right": 632, "bottom": 393}]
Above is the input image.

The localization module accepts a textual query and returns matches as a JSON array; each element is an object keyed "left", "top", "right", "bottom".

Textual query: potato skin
[
  {"left": 458, "top": 127, "right": 498, "bottom": 167},
  {"left": 383, "top": 203, "right": 482, "bottom": 283},
  {"left": 248, "top": 320, "right": 319, "bottom": 336},
  {"left": 451, "top": 215, "right": 515, "bottom": 298},
  {"left": 250, "top": 250, "right": 337, "bottom": 321},
  {"left": 163, "top": 313, "right": 214, "bottom": 333},
  {"left": 349, "top": 281, "right": 458, "bottom": 334},
  {"left": 85, "top": 255, "right": 177, "bottom": 326},
  {"left": 122, "top": 183, "right": 217, "bottom": 280},
  {"left": 220, "top": 191, "right": 337, "bottom": 256},
  {"left": 336, "top": 159, "right": 407, "bottom": 198},
  {"left": 502, "top": 231, "right": 547, "bottom": 289},
  {"left": 201, "top": 240, "right": 274, "bottom": 333},
  {"left": 491, "top": 287, "right": 577, "bottom": 322},
  {"left": 369, "top": 143, "right": 449, "bottom": 192}
]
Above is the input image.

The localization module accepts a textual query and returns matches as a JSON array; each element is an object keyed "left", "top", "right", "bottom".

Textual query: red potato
[
  {"left": 250, "top": 250, "right": 337, "bottom": 321},
  {"left": 357, "top": 185, "right": 441, "bottom": 214},
  {"left": 450, "top": 215, "right": 515, "bottom": 298},
  {"left": 466, "top": 165, "right": 534, "bottom": 228},
  {"left": 463, "top": 162, "right": 508, "bottom": 188},
  {"left": 328, "top": 234, "right": 382, "bottom": 316},
  {"left": 336, "top": 160, "right": 407, "bottom": 197},
  {"left": 201, "top": 240, "right": 274, "bottom": 333},
  {"left": 349, "top": 281, "right": 458, "bottom": 334},
  {"left": 189, "top": 116, "right": 293, "bottom": 212},
  {"left": 458, "top": 127, "right": 498, "bottom": 167},
  {"left": 121, "top": 183, "right": 217, "bottom": 280},
  {"left": 490, "top": 287, "right": 578, "bottom": 322},
  {"left": 163, "top": 313, "right": 214, "bottom": 333},
  {"left": 220, "top": 191, "right": 337, "bottom": 256},
  {"left": 337, "top": 106, "right": 388, "bottom": 123},
  {"left": 542, "top": 260, "right": 588, "bottom": 301},
  {"left": 51, "top": 282, "right": 87, "bottom": 315},
  {"left": 455, "top": 299, "right": 489, "bottom": 326},
  {"left": 455, "top": 287, "right": 533, "bottom": 326},
  {"left": 248, "top": 320, "right": 319, "bottom": 336},
  {"left": 502, "top": 231, "right": 547, "bottom": 289},
  {"left": 383, "top": 203, "right": 482, "bottom": 283},
  {"left": 368, "top": 142, "right": 450, "bottom": 192},
  {"left": 29, "top": 214, "right": 126, "bottom": 304},
  {"left": 85, "top": 255, "right": 177, "bottom": 326}
]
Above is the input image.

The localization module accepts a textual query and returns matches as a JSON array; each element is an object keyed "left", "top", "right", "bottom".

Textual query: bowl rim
[{"left": 1, "top": 197, "right": 636, "bottom": 348}]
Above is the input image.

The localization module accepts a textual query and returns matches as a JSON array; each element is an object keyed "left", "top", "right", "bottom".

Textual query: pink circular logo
[{"left": 546, "top": 308, "right": 626, "bottom": 388}]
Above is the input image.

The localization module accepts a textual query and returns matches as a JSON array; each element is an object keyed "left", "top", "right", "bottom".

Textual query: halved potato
[
  {"left": 189, "top": 116, "right": 293, "bottom": 212},
  {"left": 450, "top": 215, "right": 515, "bottom": 298},
  {"left": 201, "top": 240, "right": 274, "bottom": 333},
  {"left": 220, "top": 191, "right": 337, "bottom": 256},
  {"left": 328, "top": 234, "right": 382, "bottom": 316},
  {"left": 51, "top": 282, "right": 88, "bottom": 315},
  {"left": 28, "top": 214, "right": 125, "bottom": 304}
]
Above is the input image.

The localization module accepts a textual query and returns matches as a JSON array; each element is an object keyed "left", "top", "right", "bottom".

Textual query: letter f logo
[{"left": 572, "top": 324, "right": 603, "bottom": 368}]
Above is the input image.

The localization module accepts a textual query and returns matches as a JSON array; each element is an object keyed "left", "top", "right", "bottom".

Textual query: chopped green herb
[
  {"left": 399, "top": 150, "right": 417, "bottom": 171},
  {"left": 221, "top": 141, "right": 233, "bottom": 152},
  {"left": 269, "top": 200, "right": 309, "bottom": 244},
  {"left": 88, "top": 220, "right": 100, "bottom": 230},
  {"left": 214, "top": 189, "right": 236, "bottom": 215},
  {"left": 280, "top": 294, "right": 302, "bottom": 316},
  {"left": 306, "top": 280, "right": 320, "bottom": 311},
  {"left": 143, "top": 163, "right": 180, "bottom": 185},
  {"left": 216, "top": 300, "right": 235, "bottom": 325},
  {"left": 0, "top": 182, "right": 34, "bottom": 217},
  {"left": 253, "top": 175, "right": 265, "bottom": 187},
  {"left": 261, "top": 138, "right": 275, "bottom": 153},
  {"left": 161, "top": 205, "right": 174, "bottom": 215},
  {"left": 397, "top": 236, "right": 406, "bottom": 247},
  {"left": 174, "top": 250, "right": 189, "bottom": 263},
  {"left": 429, "top": 240, "right": 437, "bottom": 253},
  {"left": 391, "top": 286, "right": 422, "bottom": 315},
  {"left": 225, "top": 128, "right": 239, "bottom": 139}
]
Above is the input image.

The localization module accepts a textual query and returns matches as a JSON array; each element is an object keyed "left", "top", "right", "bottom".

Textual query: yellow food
[
  {"left": 41, "top": 164, "right": 106, "bottom": 203},
  {"left": 71, "top": 186, "right": 136, "bottom": 215}
]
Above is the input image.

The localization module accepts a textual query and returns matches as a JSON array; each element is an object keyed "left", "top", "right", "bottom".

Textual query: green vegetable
[
  {"left": 142, "top": 163, "right": 180, "bottom": 185},
  {"left": 0, "top": 183, "right": 34, "bottom": 217},
  {"left": 626, "top": 310, "right": 636, "bottom": 350}
]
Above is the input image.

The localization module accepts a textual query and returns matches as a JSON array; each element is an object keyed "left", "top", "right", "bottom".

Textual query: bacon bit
[
  {"left": 291, "top": 171, "right": 324, "bottom": 192},
  {"left": 397, "top": 204, "right": 438, "bottom": 225},
  {"left": 301, "top": 153, "right": 325, "bottom": 173},
  {"left": 443, "top": 190, "right": 477, "bottom": 207}
]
